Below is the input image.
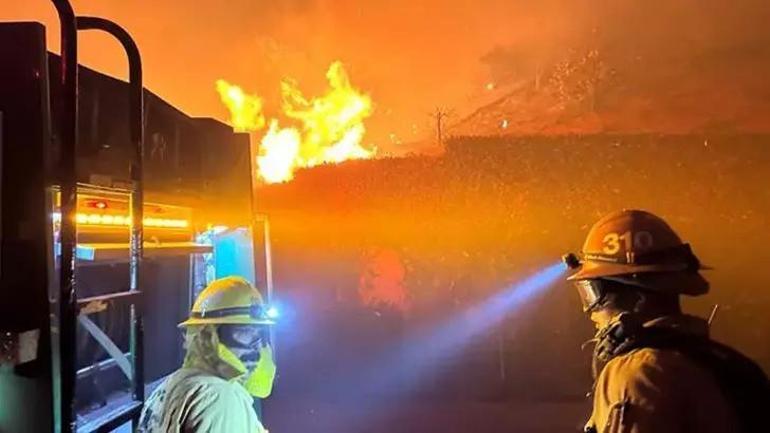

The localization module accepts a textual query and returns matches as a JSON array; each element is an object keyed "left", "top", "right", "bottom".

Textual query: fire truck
[{"left": 0, "top": 2, "right": 272, "bottom": 431}]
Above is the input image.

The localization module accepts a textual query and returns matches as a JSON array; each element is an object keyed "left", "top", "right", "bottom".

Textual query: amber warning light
[{"left": 52, "top": 212, "right": 190, "bottom": 229}]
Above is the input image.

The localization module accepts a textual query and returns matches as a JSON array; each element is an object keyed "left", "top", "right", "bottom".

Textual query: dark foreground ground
[
  {"left": 264, "top": 397, "right": 588, "bottom": 433},
  {"left": 112, "top": 398, "right": 586, "bottom": 432}
]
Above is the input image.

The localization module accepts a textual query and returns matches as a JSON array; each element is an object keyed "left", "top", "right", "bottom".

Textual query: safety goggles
[
  {"left": 217, "top": 324, "right": 270, "bottom": 349},
  {"left": 574, "top": 279, "right": 606, "bottom": 313}
]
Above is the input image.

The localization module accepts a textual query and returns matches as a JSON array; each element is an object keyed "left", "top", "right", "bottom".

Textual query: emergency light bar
[{"left": 52, "top": 212, "right": 190, "bottom": 228}]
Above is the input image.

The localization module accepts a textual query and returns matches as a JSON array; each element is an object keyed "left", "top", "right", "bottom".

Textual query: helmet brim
[{"left": 178, "top": 315, "right": 275, "bottom": 328}]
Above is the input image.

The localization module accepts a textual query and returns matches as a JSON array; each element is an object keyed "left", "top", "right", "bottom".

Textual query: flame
[
  {"left": 258, "top": 120, "right": 301, "bottom": 183},
  {"left": 217, "top": 61, "right": 375, "bottom": 183},
  {"left": 216, "top": 79, "right": 266, "bottom": 132}
]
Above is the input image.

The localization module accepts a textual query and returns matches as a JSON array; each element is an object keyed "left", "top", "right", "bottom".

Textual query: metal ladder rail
[
  {"left": 74, "top": 16, "right": 146, "bottom": 433},
  {"left": 48, "top": 2, "right": 146, "bottom": 431},
  {"left": 50, "top": 2, "right": 79, "bottom": 432}
]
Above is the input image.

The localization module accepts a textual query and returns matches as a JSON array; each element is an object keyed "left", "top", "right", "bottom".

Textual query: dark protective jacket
[{"left": 587, "top": 315, "right": 740, "bottom": 433}]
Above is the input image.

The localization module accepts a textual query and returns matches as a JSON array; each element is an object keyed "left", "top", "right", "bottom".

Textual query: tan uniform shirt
[
  {"left": 138, "top": 368, "right": 268, "bottom": 433},
  {"left": 588, "top": 315, "right": 739, "bottom": 433}
]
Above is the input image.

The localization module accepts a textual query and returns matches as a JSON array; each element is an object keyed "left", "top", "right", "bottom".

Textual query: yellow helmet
[{"left": 179, "top": 276, "right": 275, "bottom": 327}]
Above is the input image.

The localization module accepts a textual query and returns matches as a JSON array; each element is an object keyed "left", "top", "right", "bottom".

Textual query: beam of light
[
  {"left": 330, "top": 261, "right": 567, "bottom": 408},
  {"left": 388, "top": 261, "right": 566, "bottom": 386}
]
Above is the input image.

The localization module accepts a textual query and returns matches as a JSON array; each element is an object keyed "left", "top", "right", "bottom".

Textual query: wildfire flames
[
  {"left": 215, "top": 80, "right": 265, "bottom": 132},
  {"left": 217, "top": 61, "right": 375, "bottom": 183}
]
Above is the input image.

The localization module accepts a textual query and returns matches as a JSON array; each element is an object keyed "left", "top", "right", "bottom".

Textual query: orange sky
[
  {"left": 5, "top": 1, "right": 770, "bottom": 152},
  {"left": 3, "top": 0, "right": 591, "bottom": 153}
]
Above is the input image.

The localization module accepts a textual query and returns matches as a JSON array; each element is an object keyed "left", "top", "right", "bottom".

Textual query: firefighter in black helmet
[{"left": 563, "top": 209, "right": 769, "bottom": 433}]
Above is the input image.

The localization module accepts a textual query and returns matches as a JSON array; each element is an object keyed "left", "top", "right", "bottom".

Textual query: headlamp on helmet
[{"left": 562, "top": 253, "right": 582, "bottom": 270}]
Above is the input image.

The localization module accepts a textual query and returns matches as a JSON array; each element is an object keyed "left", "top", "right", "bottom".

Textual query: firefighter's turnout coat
[{"left": 587, "top": 315, "right": 739, "bottom": 433}]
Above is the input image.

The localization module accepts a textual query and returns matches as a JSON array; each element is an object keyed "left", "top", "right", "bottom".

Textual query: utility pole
[{"left": 431, "top": 107, "right": 453, "bottom": 146}]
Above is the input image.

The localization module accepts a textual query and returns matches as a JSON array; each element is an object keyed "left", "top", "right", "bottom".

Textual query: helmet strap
[{"left": 592, "top": 313, "right": 643, "bottom": 378}]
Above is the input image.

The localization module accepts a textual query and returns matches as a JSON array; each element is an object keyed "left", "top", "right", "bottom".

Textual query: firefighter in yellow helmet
[
  {"left": 563, "top": 210, "right": 769, "bottom": 433},
  {"left": 138, "top": 276, "right": 277, "bottom": 433}
]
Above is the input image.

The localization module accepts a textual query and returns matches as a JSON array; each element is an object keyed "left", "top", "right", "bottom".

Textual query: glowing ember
[
  {"left": 216, "top": 80, "right": 266, "bottom": 133},
  {"left": 217, "top": 61, "right": 375, "bottom": 183}
]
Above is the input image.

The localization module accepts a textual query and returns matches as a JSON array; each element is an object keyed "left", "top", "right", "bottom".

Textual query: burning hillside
[
  {"left": 450, "top": 2, "right": 770, "bottom": 137},
  {"left": 451, "top": 45, "right": 770, "bottom": 137}
]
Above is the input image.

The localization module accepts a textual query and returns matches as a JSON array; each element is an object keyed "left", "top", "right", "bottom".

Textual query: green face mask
[
  {"left": 217, "top": 342, "right": 277, "bottom": 398},
  {"left": 243, "top": 344, "right": 277, "bottom": 398}
]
